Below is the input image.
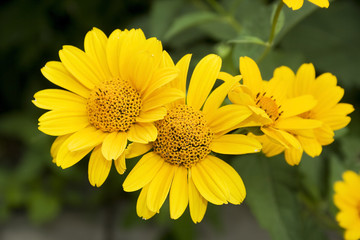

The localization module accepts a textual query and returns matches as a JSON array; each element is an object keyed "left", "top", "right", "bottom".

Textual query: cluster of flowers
[{"left": 33, "top": 0, "right": 358, "bottom": 238}]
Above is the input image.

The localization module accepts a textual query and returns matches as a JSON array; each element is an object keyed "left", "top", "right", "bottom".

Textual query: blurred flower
[
  {"left": 255, "top": 63, "right": 354, "bottom": 164},
  {"left": 282, "top": 0, "right": 329, "bottom": 10},
  {"left": 334, "top": 170, "right": 360, "bottom": 240},
  {"left": 123, "top": 54, "right": 262, "bottom": 223},
  {"left": 228, "top": 57, "right": 322, "bottom": 165},
  {"left": 33, "top": 27, "right": 182, "bottom": 187}
]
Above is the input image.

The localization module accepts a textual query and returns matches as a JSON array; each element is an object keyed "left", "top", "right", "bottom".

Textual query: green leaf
[{"left": 164, "top": 11, "right": 220, "bottom": 41}]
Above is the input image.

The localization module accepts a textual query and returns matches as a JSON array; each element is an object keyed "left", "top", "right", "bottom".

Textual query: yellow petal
[
  {"left": 206, "top": 105, "right": 253, "bottom": 134},
  {"left": 294, "top": 63, "right": 315, "bottom": 96},
  {"left": 127, "top": 122, "right": 157, "bottom": 144},
  {"left": 268, "top": 66, "right": 294, "bottom": 101},
  {"left": 33, "top": 89, "right": 87, "bottom": 110},
  {"left": 41, "top": 61, "right": 90, "bottom": 98},
  {"left": 141, "top": 88, "right": 184, "bottom": 111},
  {"left": 106, "top": 29, "right": 126, "bottom": 77},
  {"left": 206, "top": 155, "right": 246, "bottom": 204},
  {"left": 275, "top": 117, "right": 322, "bottom": 130},
  {"left": 136, "top": 107, "right": 167, "bottom": 123},
  {"left": 59, "top": 45, "right": 103, "bottom": 88},
  {"left": 261, "top": 127, "right": 301, "bottom": 149},
  {"left": 88, "top": 146, "right": 112, "bottom": 187},
  {"left": 38, "top": 110, "right": 89, "bottom": 136},
  {"left": 50, "top": 134, "right": 71, "bottom": 159},
  {"left": 188, "top": 173, "right": 207, "bottom": 223},
  {"left": 123, "top": 152, "right": 164, "bottom": 192},
  {"left": 190, "top": 163, "right": 228, "bottom": 205},
  {"left": 66, "top": 127, "right": 106, "bottom": 151},
  {"left": 187, "top": 54, "right": 221, "bottom": 110},
  {"left": 211, "top": 134, "right": 262, "bottom": 155},
  {"left": 261, "top": 136, "right": 285, "bottom": 157},
  {"left": 239, "top": 56, "right": 263, "bottom": 95},
  {"left": 125, "top": 142, "right": 152, "bottom": 159},
  {"left": 173, "top": 54, "right": 192, "bottom": 94},
  {"left": 280, "top": 95, "right": 317, "bottom": 118},
  {"left": 84, "top": 27, "right": 112, "bottom": 80},
  {"left": 56, "top": 136, "right": 93, "bottom": 168},
  {"left": 101, "top": 131, "right": 127, "bottom": 160},
  {"left": 313, "top": 86, "right": 344, "bottom": 114},
  {"left": 284, "top": 147, "right": 303, "bottom": 166},
  {"left": 314, "top": 124, "right": 334, "bottom": 145},
  {"left": 147, "top": 163, "right": 176, "bottom": 212},
  {"left": 283, "top": 0, "right": 304, "bottom": 10},
  {"left": 298, "top": 136, "right": 322, "bottom": 157},
  {"left": 136, "top": 185, "right": 156, "bottom": 220},
  {"left": 308, "top": 0, "right": 329, "bottom": 8},
  {"left": 170, "top": 167, "right": 189, "bottom": 220},
  {"left": 160, "top": 50, "right": 175, "bottom": 68},
  {"left": 114, "top": 153, "right": 126, "bottom": 174}
]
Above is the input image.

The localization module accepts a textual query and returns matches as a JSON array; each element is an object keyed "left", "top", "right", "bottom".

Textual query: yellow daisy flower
[
  {"left": 122, "top": 54, "right": 262, "bottom": 223},
  {"left": 283, "top": 0, "right": 329, "bottom": 10},
  {"left": 228, "top": 57, "right": 322, "bottom": 165},
  {"left": 256, "top": 63, "right": 354, "bottom": 164},
  {"left": 334, "top": 170, "right": 360, "bottom": 240},
  {"left": 33, "top": 27, "right": 183, "bottom": 187}
]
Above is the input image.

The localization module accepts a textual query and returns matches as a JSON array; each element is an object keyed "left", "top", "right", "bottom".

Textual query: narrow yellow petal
[
  {"left": 190, "top": 163, "right": 228, "bottom": 205},
  {"left": 275, "top": 117, "right": 322, "bottom": 130},
  {"left": 88, "top": 146, "right": 112, "bottom": 187},
  {"left": 173, "top": 54, "right": 192, "bottom": 94},
  {"left": 33, "top": 89, "right": 86, "bottom": 110},
  {"left": 127, "top": 122, "right": 157, "bottom": 144},
  {"left": 56, "top": 136, "right": 93, "bottom": 168},
  {"left": 280, "top": 95, "right": 317, "bottom": 118},
  {"left": 136, "top": 107, "right": 167, "bottom": 123},
  {"left": 67, "top": 127, "right": 106, "bottom": 151},
  {"left": 38, "top": 110, "right": 89, "bottom": 136},
  {"left": 211, "top": 134, "right": 262, "bottom": 155},
  {"left": 239, "top": 56, "right": 263, "bottom": 95},
  {"left": 114, "top": 153, "right": 126, "bottom": 174},
  {"left": 101, "top": 131, "right": 127, "bottom": 160},
  {"left": 160, "top": 50, "right": 175, "bottom": 68},
  {"left": 141, "top": 88, "right": 184, "bottom": 112},
  {"left": 187, "top": 54, "right": 221, "bottom": 110},
  {"left": 261, "top": 136, "right": 285, "bottom": 157},
  {"left": 41, "top": 61, "right": 90, "bottom": 98},
  {"left": 314, "top": 124, "right": 334, "bottom": 145},
  {"left": 284, "top": 147, "right": 303, "bottom": 166},
  {"left": 313, "top": 86, "right": 345, "bottom": 114},
  {"left": 84, "top": 27, "right": 112, "bottom": 80},
  {"left": 294, "top": 63, "right": 315, "bottom": 96},
  {"left": 136, "top": 185, "right": 156, "bottom": 220},
  {"left": 125, "top": 143, "right": 152, "bottom": 159},
  {"left": 188, "top": 173, "right": 207, "bottom": 223},
  {"left": 123, "top": 152, "right": 164, "bottom": 192},
  {"left": 206, "top": 105, "right": 253, "bottom": 134},
  {"left": 268, "top": 66, "right": 294, "bottom": 101},
  {"left": 50, "top": 134, "right": 71, "bottom": 159},
  {"left": 170, "top": 167, "right": 189, "bottom": 220},
  {"left": 59, "top": 45, "right": 103, "bottom": 88},
  {"left": 283, "top": 0, "right": 304, "bottom": 10},
  {"left": 147, "top": 163, "right": 176, "bottom": 212},
  {"left": 298, "top": 136, "right": 322, "bottom": 157},
  {"left": 206, "top": 155, "right": 246, "bottom": 204},
  {"left": 261, "top": 127, "right": 301, "bottom": 149},
  {"left": 228, "top": 84, "right": 255, "bottom": 106},
  {"left": 106, "top": 29, "right": 126, "bottom": 77},
  {"left": 308, "top": 0, "right": 329, "bottom": 8}
]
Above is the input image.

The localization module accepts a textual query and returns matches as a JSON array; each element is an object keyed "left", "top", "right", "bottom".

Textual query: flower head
[
  {"left": 229, "top": 57, "right": 322, "bottom": 165},
  {"left": 283, "top": 0, "right": 329, "bottom": 10},
  {"left": 122, "top": 54, "right": 262, "bottom": 223},
  {"left": 254, "top": 63, "right": 354, "bottom": 164},
  {"left": 334, "top": 170, "right": 360, "bottom": 240},
  {"left": 33, "top": 28, "right": 183, "bottom": 187}
]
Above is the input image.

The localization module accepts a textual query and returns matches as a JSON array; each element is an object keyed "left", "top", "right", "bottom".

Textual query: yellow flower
[
  {"left": 228, "top": 57, "right": 322, "bottom": 165},
  {"left": 283, "top": 0, "right": 329, "bottom": 10},
  {"left": 334, "top": 170, "right": 360, "bottom": 240},
  {"left": 256, "top": 63, "right": 354, "bottom": 164},
  {"left": 33, "top": 28, "right": 183, "bottom": 187},
  {"left": 122, "top": 54, "right": 262, "bottom": 223}
]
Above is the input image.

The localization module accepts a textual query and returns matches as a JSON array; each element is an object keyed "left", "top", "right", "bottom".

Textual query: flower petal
[
  {"left": 33, "top": 89, "right": 87, "bottom": 110},
  {"left": 101, "top": 131, "right": 127, "bottom": 160},
  {"left": 106, "top": 29, "right": 126, "bottom": 77},
  {"left": 280, "top": 95, "right": 317, "bottom": 118},
  {"left": 147, "top": 163, "right": 176, "bottom": 212},
  {"left": 114, "top": 153, "right": 126, "bottom": 174},
  {"left": 50, "top": 134, "right": 71, "bottom": 159},
  {"left": 308, "top": 0, "right": 329, "bottom": 8},
  {"left": 170, "top": 167, "right": 189, "bottom": 220},
  {"left": 127, "top": 122, "right": 157, "bottom": 144},
  {"left": 283, "top": 0, "right": 303, "bottom": 10},
  {"left": 239, "top": 56, "right": 263, "bottom": 95},
  {"left": 136, "top": 184, "right": 156, "bottom": 220},
  {"left": 211, "top": 134, "right": 262, "bottom": 155},
  {"left": 188, "top": 174, "right": 207, "bottom": 223},
  {"left": 125, "top": 143, "right": 152, "bottom": 159},
  {"left": 297, "top": 136, "right": 322, "bottom": 157},
  {"left": 293, "top": 63, "right": 315, "bottom": 96},
  {"left": 141, "top": 88, "right": 184, "bottom": 112},
  {"left": 187, "top": 54, "right": 221, "bottom": 110},
  {"left": 284, "top": 147, "right": 303, "bottom": 166},
  {"left": 67, "top": 126, "right": 106, "bottom": 151},
  {"left": 136, "top": 107, "right": 167, "bottom": 123},
  {"left": 275, "top": 117, "right": 322, "bottom": 130},
  {"left": 123, "top": 152, "right": 164, "bottom": 192},
  {"left": 88, "top": 146, "right": 112, "bottom": 187}
]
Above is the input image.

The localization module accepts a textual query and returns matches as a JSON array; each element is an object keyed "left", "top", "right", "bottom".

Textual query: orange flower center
[
  {"left": 87, "top": 79, "right": 142, "bottom": 132},
  {"left": 153, "top": 105, "right": 213, "bottom": 168},
  {"left": 255, "top": 92, "right": 283, "bottom": 121}
]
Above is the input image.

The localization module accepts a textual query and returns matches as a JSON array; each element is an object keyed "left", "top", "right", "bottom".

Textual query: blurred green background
[{"left": 0, "top": 0, "right": 359, "bottom": 239}]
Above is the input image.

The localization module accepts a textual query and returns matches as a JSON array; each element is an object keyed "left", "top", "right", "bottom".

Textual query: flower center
[
  {"left": 255, "top": 92, "right": 283, "bottom": 121},
  {"left": 86, "top": 79, "right": 142, "bottom": 132},
  {"left": 153, "top": 105, "right": 213, "bottom": 168}
]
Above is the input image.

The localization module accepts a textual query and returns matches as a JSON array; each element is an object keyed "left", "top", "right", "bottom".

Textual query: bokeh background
[{"left": 0, "top": 0, "right": 359, "bottom": 239}]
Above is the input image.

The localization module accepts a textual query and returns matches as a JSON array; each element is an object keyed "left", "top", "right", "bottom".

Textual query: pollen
[
  {"left": 87, "top": 79, "right": 142, "bottom": 132},
  {"left": 255, "top": 92, "right": 283, "bottom": 122},
  {"left": 153, "top": 105, "right": 213, "bottom": 168}
]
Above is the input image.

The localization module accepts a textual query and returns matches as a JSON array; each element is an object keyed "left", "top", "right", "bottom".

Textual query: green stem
[
  {"left": 206, "top": 0, "right": 242, "bottom": 33},
  {"left": 257, "top": 1, "right": 284, "bottom": 63}
]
